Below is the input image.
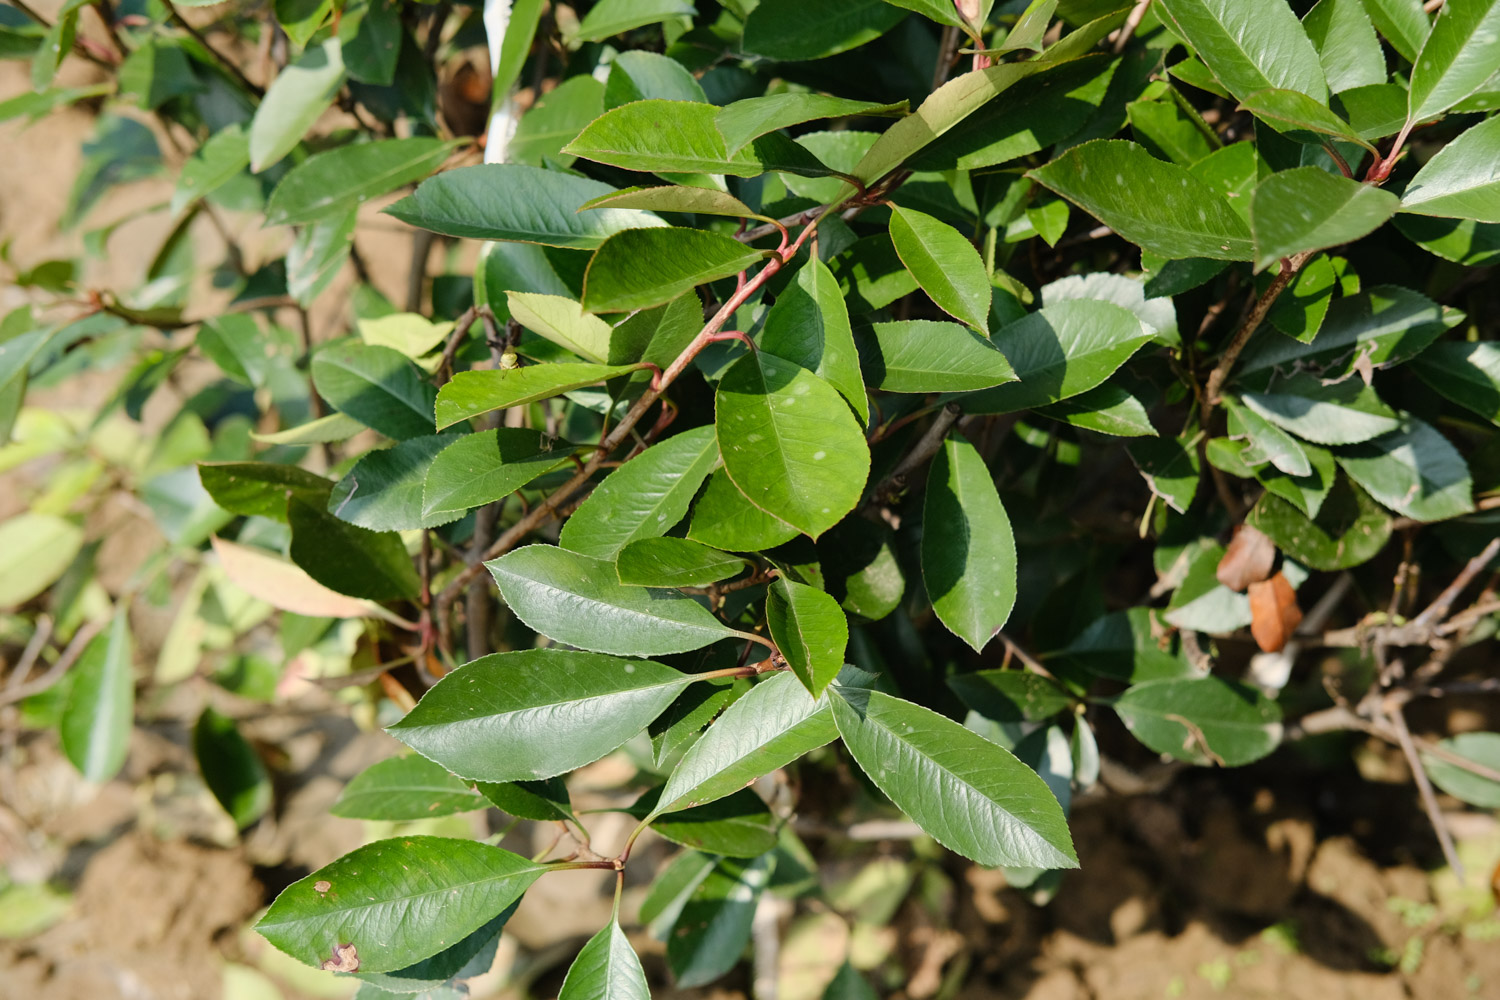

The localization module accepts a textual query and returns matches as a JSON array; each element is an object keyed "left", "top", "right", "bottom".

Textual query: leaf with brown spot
[
  {"left": 314, "top": 881, "right": 331, "bottom": 893},
  {"left": 1216, "top": 523, "right": 1276, "bottom": 592},
  {"left": 322, "top": 943, "right": 359, "bottom": 972},
  {"left": 1248, "top": 572, "right": 1301, "bottom": 653}
]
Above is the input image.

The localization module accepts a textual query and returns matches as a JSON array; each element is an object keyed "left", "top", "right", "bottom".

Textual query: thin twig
[
  {"left": 1411, "top": 537, "right": 1500, "bottom": 630},
  {"left": 868, "top": 403, "right": 964, "bottom": 502},
  {"left": 163, "top": 0, "right": 264, "bottom": 97},
  {"left": 1200, "top": 251, "right": 1313, "bottom": 424},
  {"left": 1387, "top": 705, "right": 1463, "bottom": 877},
  {"left": 0, "top": 619, "right": 105, "bottom": 707},
  {"left": 1113, "top": 0, "right": 1153, "bottom": 53}
]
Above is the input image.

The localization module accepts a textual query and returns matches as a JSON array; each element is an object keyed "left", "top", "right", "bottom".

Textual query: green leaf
[
  {"left": 616, "top": 537, "right": 747, "bottom": 588},
  {"left": 1030, "top": 140, "right": 1254, "bottom": 261},
  {"left": 1303, "top": 0, "right": 1387, "bottom": 93},
  {"left": 605, "top": 50, "right": 706, "bottom": 107},
  {"left": 583, "top": 228, "right": 765, "bottom": 313},
  {"left": 385, "top": 164, "right": 666, "bottom": 249},
  {"left": 1155, "top": 0, "right": 1327, "bottom": 104},
  {"left": 1399, "top": 114, "right": 1500, "bottom": 223},
  {"left": 329, "top": 436, "right": 459, "bottom": 531},
  {"left": 1411, "top": 340, "right": 1500, "bottom": 425},
  {"left": 266, "top": 137, "right": 456, "bottom": 227},
  {"left": 964, "top": 299, "right": 1155, "bottom": 414},
  {"left": 948, "top": 670, "right": 1072, "bottom": 723},
  {"left": 858, "top": 320, "right": 1016, "bottom": 393},
  {"left": 1234, "top": 286, "right": 1460, "bottom": 384},
  {"left": 1127, "top": 433, "right": 1201, "bottom": 513},
  {"left": 349, "top": 903, "right": 516, "bottom": 994},
  {"left": 565, "top": 99, "right": 802, "bottom": 177},
  {"left": 1249, "top": 167, "right": 1399, "bottom": 270},
  {"left": 1111, "top": 676, "right": 1282, "bottom": 766},
  {"left": 118, "top": 37, "right": 202, "bottom": 110},
  {"left": 1335, "top": 417, "right": 1474, "bottom": 522},
  {"left": 686, "top": 468, "right": 799, "bottom": 551},
  {"left": 1422, "top": 733, "right": 1500, "bottom": 808},
  {"left": 340, "top": 0, "right": 401, "bottom": 85},
  {"left": 667, "top": 854, "right": 773, "bottom": 988},
  {"left": 639, "top": 850, "right": 717, "bottom": 936},
  {"left": 1363, "top": 0, "right": 1431, "bottom": 62},
  {"left": 716, "top": 353, "right": 871, "bottom": 539},
  {"left": 560, "top": 425, "right": 720, "bottom": 560},
  {"left": 312, "top": 341, "right": 437, "bottom": 440},
  {"left": 767, "top": 580, "right": 848, "bottom": 697},
  {"left": 249, "top": 413, "right": 366, "bottom": 446},
  {"left": 274, "top": 0, "right": 331, "bottom": 45},
  {"left": 389, "top": 648, "right": 689, "bottom": 781},
  {"left": 507, "top": 292, "right": 611, "bottom": 363},
  {"left": 1127, "top": 95, "right": 1216, "bottom": 166},
  {"left": 1394, "top": 213, "right": 1500, "bottom": 265},
  {"left": 761, "top": 258, "right": 869, "bottom": 423},
  {"left": 422, "top": 429, "right": 570, "bottom": 520},
  {"left": 1226, "top": 397, "right": 1312, "bottom": 477},
  {"left": 742, "top": 0, "right": 905, "bottom": 61},
  {"left": 249, "top": 38, "right": 346, "bottom": 173},
  {"left": 573, "top": 0, "right": 694, "bottom": 41},
  {"left": 657, "top": 670, "right": 837, "bottom": 814},
  {"left": 60, "top": 611, "right": 134, "bottom": 783},
  {"left": 558, "top": 921, "right": 650, "bottom": 1000},
  {"left": 995, "top": 0, "right": 1058, "bottom": 52},
  {"left": 288, "top": 496, "right": 420, "bottom": 601},
  {"left": 922, "top": 436, "right": 1016, "bottom": 653},
  {"left": 651, "top": 680, "right": 744, "bottom": 766},
  {"left": 287, "top": 209, "right": 355, "bottom": 308},
  {"left": 1406, "top": 0, "right": 1500, "bottom": 122},
  {"left": 630, "top": 786, "right": 780, "bottom": 858},
  {"left": 830, "top": 684, "right": 1077, "bottom": 868},
  {"left": 330, "top": 755, "right": 485, "bottom": 820},
  {"left": 1238, "top": 374, "right": 1401, "bottom": 445},
  {"left": 715, "top": 95, "right": 907, "bottom": 155},
  {"left": 1048, "top": 608, "right": 1196, "bottom": 684},
  {"left": 1246, "top": 478, "right": 1392, "bottom": 570},
  {"left": 888, "top": 205, "right": 992, "bottom": 332},
  {"left": 1036, "top": 384, "right": 1157, "bottom": 437},
  {"left": 172, "top": 126, "right": 249, "bottom": 217},
  {"left": 882, "top": 0, "right": 985, "bottom": 30},
  {"left": 435, "top": 363, "right": 640, "bottom": 429},
  {"left": 0, "top": 513, "right": 84, "bottom": 608},
  {"left": 194, "top": 707, "right": 272, "bottom": 829},
  {"left": 579, "top": 185, "right": 761, "bottom": 221},
  {"left": 478, "top": 777, "right": 576, "bottom": 822},
  {"left": 831, "top": 234, "right": 920, "bottom": 313},
  {"left": 256, "top": 837, "right": 545, "bottom": 973},
  {"left": 512, "top": 76, "right": 607, "bottom": 166},
  {"left": 1237, "top": 89, "right": 1378, "bottom": 153},
  {"left": 488, "top": 545, "right": 740, "bottom": 655}
]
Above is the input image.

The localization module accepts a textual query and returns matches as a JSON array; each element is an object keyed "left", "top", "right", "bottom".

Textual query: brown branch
[
  {"left": 163, "top": 0, "right": 264, "bottom": 97},
  {"left": 868, "top": 403, "right": 964, "bottom": 503},
  {"left": 1200, "top": 250, "right": 1314, "bottom": 425},
  {"left": 1410, "top": 536, "right": 1500, "bottom": 630},
  {"left": 0, "top": 619, "right": 105, "bottom": 708},
  {"left": 1387, "top": 706, "right": 1463, "bottom": 877}
]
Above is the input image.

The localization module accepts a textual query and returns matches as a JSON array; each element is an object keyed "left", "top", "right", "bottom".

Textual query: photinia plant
[{"left": 4, "top": 0, "right": 1500, "bottom": 995}]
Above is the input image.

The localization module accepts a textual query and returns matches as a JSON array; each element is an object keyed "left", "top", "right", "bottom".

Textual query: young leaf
[
  {"left": 558, "top": 921, "right": 651, "bottom": 1000},
  {"left": 288, "top": 496, "right": 421, "bottom": 601},
  {"left": 435, "top": 363, "right": 641, "bottom": 429},
  {"left": 506, "top": 292, "right": 612, "bottom": 363},
  {"left": 60, "top": 611, "right": 134, "bottom": 783},
  {"left": 656, "top": 671, "right": 837, "bottom": 814},
  {"left": 830, "top": 684, "right": 1077, "bottom": 869},
  {"left": 266, "top": 137, "right": 457, "bottom": 226},
  {"left": 964, "top": 300, "right": 1155, "bottom": 414},
  {"left": 1155, "top": 0, "right": 1328, "bottom": 104},
  {"left": 1302, "top": 0, "right": 1387, "bottom": 93},
  {"left": 1111, "top": 676, "right": 1283, "bottom": 766},
  {"left": 1239, "top": 373, "right": 1401, "bottom": 445},
  {"left": 742, "top": 0, "right": 905, "bottom": 62},
  {"left": 199, "top": 462, "right": 334, "bottom": 522},
  {"left": 488, "top": 545, "right": 741, "bottom": 655},
  {"left": 1399, "top": 114, "right": 1500, "bottom": 223},
  {"left": 388, "top": 649, "right": 690, "bottom": 781},
  {"left": 330, "top": 435, "right": 460, "bottom": 531},
  {"left": 560, "top": 426, "right": 720, "bottom": 560},
  {"left": 716, "top": 352, "right": 871, "bottom": 539},
  {"left": 761, "top": 258, "right": 869, "bottom": 423},
  {"left": 565, "top": 99, "right": 786, "bottom": 176},
  {"left": 922, "top": 436, "right": 1016, "bottom": 653},
  {"left": 1249, "top": 167, "right": 1399, "bottom": 270},
  {"left": 667, "top": 854, "right": 773, "bottom": 988},
  {"left": 311, "top": 341, "right": 437, "bottom": 440},
  {"left": 330, "top": 755, "right": 486, "bottom": 820},
  {"left": 422, "top": 429, "right": 572, "bottom": 520},
  {"left": 857, "top": 320, "right": 1017, "bottom": 393},
  {"left": 249, "top": 38, "right": 346, "bottom": 173},
  {"left": 686, "top": 468, "right": 800, "bottom": 552},
  {"left": 1029, "top": 140, "right": 1254, "bottom": 261},
  {"left": 583, "top": 228, "right": 766, "bottom": 313},
  {"left": 1411, "top": 340, "right": 1500, "bottom": 425},
  {"left": 715, "top": 95, "right": 907, "bottom": 155},
  {"left": 385, "top": 164, "right": 667, "bottom": 249},
  {"left": 767, "top": 579, "right": 848, "bottom": 697},
  {"left": 1335, "top": 417, "right": 1474, "bottom": 522},
  {"left": 616, "top": 537, "right": 747, "bottom": 588},
  {"left": 1406, "top": 0, "right": 1500, "bottom": 122},
  {"left": 194, "top": 707, "right": 272, "bottom": 829},
  {"left": 573, "top": 0, "right": 693, "bottom": 42},
  {"left": 256, "top": 838, "right": 546, "bottom": 973},
  {"left": 888, "top": 205, "right": 992, "bottom": 332}
]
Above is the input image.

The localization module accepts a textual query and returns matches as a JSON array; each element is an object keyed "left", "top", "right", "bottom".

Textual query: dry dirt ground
[{"left": 3, "top": 18, "right": 1500, "bottom": 1000}]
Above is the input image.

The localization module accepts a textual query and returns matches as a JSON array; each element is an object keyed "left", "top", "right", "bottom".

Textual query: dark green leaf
[
  {"left": 330, "top": 435, "right": 459, "bottom": 531},
  {"left": 478, "top": 777, "right": 576, "bottom": 822},
  {"left": 422, "top": 429, "right": 571, "bottom": 520},
  {"left": 948, "top": 670, "right": 1072, "bottom": 723},
  {"left": 858, "top": 320, "right": 1016, "bottom": 393},
  {"left": 1335, "top": 417, "right": 1474, "bottom": 522},
  {"left": 199, "top": 462, "right": 333, "bottom": 522},
  {"left": 1411, "top": 340, "right": 1500, "bottom": 425},
  {"left": 1363, "top": 0, "right": 1431, "bottom": 62},
  {"left": 616, "top": 538, "right": 747, "bottom": 588},
  {"left": 1036, "top": 384, "right": 1157, "bottom": 437},
  {"left": 574, "top": 0, "right": 693, "bottom": 41},
  {"left": 1249, "top": 167, "right": 1398, "bottom": 270},
  {"left": 761, "top": 258, "right": 869, "bottom": 423},
  {"left": 194, "top": 707, "right": 271, "bottom": 829},
  {"left": 330, "top": 755, "right": 485, "bottom": 820},
  {"left": 287, "top": 495, "right": 420, "bottom": 601},
  {"left": 686, "top": 468, "right": 800, "bottom": 551},
  {"left": 1127, "top": 433, "right": 1201, "bottom": 513},
  {"left": 1237, "top": 88, "right": 1378, "bottom": 153},
  {"left": 558, "top": 921, "right": 650, "bottom": 1000},
  {"left": 1112, "top": 676, "right": 1282, "bottom": 766},
  {"left": 922, "top": 436, "right": 1016, "bottom": 652},
  {"left": 742, "top": 0, "right": 905, "bottom": 61},
  {"left": 1247, "top": 478, "right": 1392, "bottom": 570},
  {"left": 667, "top": 854, "right": 773, "bottom": 988},
  {"left": 605, "top": 50, "right": 706, "bottom": 107},
  {"left": 60, "top": 612, "right": 133, "bottom": 783},
  {"left": 583, "top": 228, "right": 765, "bottom": 313},
  {"left": 630, "top": 786, "right": 780, "bottom": 858},
  {"left": 1048, "top": 607, "right": 1196, "bottom": 683},
  {"left": 715, "top": 95, "right": 907, "bottom": 155},
  {"left": 350, "top": 903, "right": 515, "bottom": 994},
  {"left": 312, "top": 341, "right": 437, "bottom": 440},
  {"left": 1394, "top": 213, "right": 1500, "bottom": 265},
  {"left": 434, "top": 363, "right": 640, "bottom": 429},
  {"left": 1156, "top": 0, "right": 1328, "bottom": 104}
]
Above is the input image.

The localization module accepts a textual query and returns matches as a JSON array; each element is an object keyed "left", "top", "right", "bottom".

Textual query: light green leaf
[
  {"left": 507, "top": 293, "right": 611, "bottom": 363},
  {"left": 657, "top": 670, "right": 837, "bottom": 814},
  {"left": 266, "top": 137, "right": 457, "bottom": 226},
  {"left": 1239, "top": 373, "right": 1401, "bottom": 445},
  {"left": 995, "top": 0, "right": 1058, "bottom": 53},
  {"left": 579, "top": 185, "right": 761, "bottom": 221},
  {"left": 1411, "top": 340, "right": 1500, "bottom": 425},
  {"left": 922, "top": 436, "right": 1016, "bottom": 653},
  {"left": 60, "top": 611, "right": 133, "bottom": 783},
  {"left": 488, "top": 545, "right": 740, "bottom": 655},
  {"left": 249, "top": 38, "right": 346, "bottom": 173},
  {"left": 1247, "top": 479, "right": 1392, "bottom": 570},
  {"left": 1399, "top": 113, "right": 1500, "bottom": 222},
  {"left": 422, "top": 429, "right": 571, "bottom": 520},
  {"left": 830, "top": 684, "right": 1077, "bottom": 868},
  {"left": 1029, "top": 140, "right": 1254, "bottom": 261},
  {"left": 742, "top": 0, "right": 905, "bottom": 61},
  {"left": 385, "top": 164, "right": 666, "bottom": 249},
  {"left": 1303, "top": 0, "right": 1387, "bottom": 93},
  {"left": 0, "top": 512, "right": 84, "bottom": 609},
  {"left": 1226, "top": 397, "right": 1311, "bottom": 476},
  {"left": 198, "top": 462, "right": 333, "bottom": 522},
  {"left": 171, "top": 123, "right": 249, "bottom": 216},
  {"left": 573, "top": 0, "right": 694, "bottom": 42},
  {"left": 767, "top": 580, "right": 847, "bottom": 697},
  {"left": 435, "top": 363, "right": 641, "bottom": 429},
  {"left": 194, "top": 707, "right": 272, "bottom": 829},
  {"left": 330, "top": 755, "right": 485, "bottom": 820},
  {"left": 1406, "top": 0, "right": 1500, "bottom": 122},
  {"left": 1335, "top": 417, "right": 1474, "bottom": 522},
  {"left": 964, "top": 299, "right": 1155, "bottom": 414},
  {"left": 251, "top": 412, "right": 366, "bottom": 445},
  {"left": 616, "top": 537, "right": 747, "bottom": 588},
  {"left": 564, "top": 99, "right": 806, "bottom": 177},
  {"left": 329, "top": 435, "right": 459, "bottom": 531},
  {"left": 256, "top": 838, "right": 545, "bottom": 972},
  {"left": 715, "top": 94, "right": 907, "bottom": 155},
  {"left": 1363, "top": 0, "right": 1431, "bottom": 62},
  {"left": 1156, "top": 0, "right": 1328, "bottom": 104},
  {"left": 1394, "top": 213, "right": 1500, "bottom": 265},
  {"left": 1237, "top": 88, "right": 1378, "bottom": 153},
  {"left": 859, "top": 320, "right": 1016, "bottom": 393},
  {"left": 583, "top": 228, "right": 765, "bottom": 313},
  {"left": 761, "top": 258, "right": 868, "bottom": 422},
  {"left": 1249, "top": 166, "right": 1399, "bottom": 270},
  {"left": 311, "top": 341, "right": 437, "bottom": 440},
  {"left": 1112, "top": 676, "right": 1282, "bottom": 766},
  {"left": 888, "top": 205, "right": 992, "bottom": 331},
  {"left": 558, "top": 921, "right": 650, "bottom": 1000},
  {"left": 686, "top": 468, "right": 799, "bottom": 551},
  {"left": 389, "top": 648, "right": 690, "bottom": 780},
  {"left": 1036, "top": 383, "right": 1157, "bottom": 437},
  {"left": 716, "top": 352, "right": 870, "bottom": 539},
  {"left": 560, "top": 425, "right": 720, "bottom": 560},
  {"left": 881, "top": 0, "right": 986, "bottom": 30}
]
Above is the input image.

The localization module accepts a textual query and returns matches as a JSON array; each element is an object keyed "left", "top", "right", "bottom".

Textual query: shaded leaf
[
  {"left": 1246, "top": 478, "right": 1392, "bottom": 570},
  {"left": 422, "top": 429, "right": 571, "bottom": 520},
  {"left": 1155, "top": 0, "right": 1328, "bottom": 104},
  {"left": 686, "top": 468, "right": 800, "bottom": 552},
  {"left": 1249, "top": 166, "right": 1398, "bottom": 270},
  {"left": 922, "top": 436, "right": 1016, "bottom": 652},
  {"left": 761, "top": 258, "right": 869, "bottom": 423},
  {"left": 1335, "top": 417, "right": 1474, "bottom": 522},
  {"left": 767, "top": 579, "right": 848, "bottom": 697},
  {"left": 330, "top": 436, "right": 459, "bottom": 531},
  {"left": 1112, "top": 676, "right": 1282, "bottom": 766},
  {"left": 312, "top": 341, "right": 437, "bottom": 440},
  {"left": 194, "top": 707, "right": 272, "bottom": 828},
  {"left": 287, "top": 496, "right": 420, "bottom": 601}
]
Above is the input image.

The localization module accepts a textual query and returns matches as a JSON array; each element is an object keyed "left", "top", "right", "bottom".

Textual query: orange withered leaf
[{"left": 1248, "top": 572, "right": 1302, "bottom": 653}]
